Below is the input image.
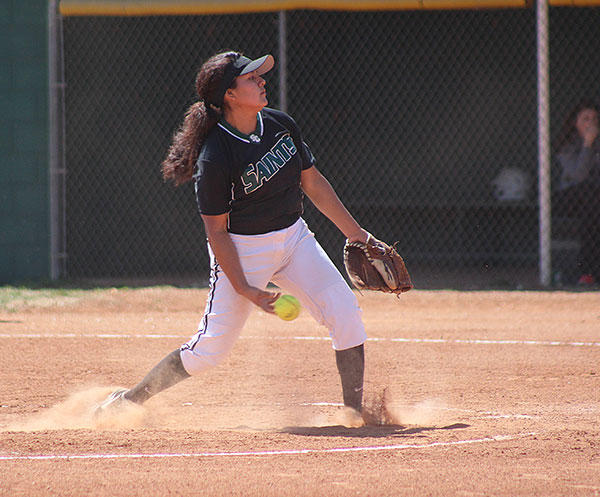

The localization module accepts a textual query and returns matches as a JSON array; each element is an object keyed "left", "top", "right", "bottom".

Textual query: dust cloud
[
  {"left": 362, "top": 389, "right": 449, "bottom": 427},
  {"left": 5, "top": 386, "right": 152, "bottom": 432},
  {"left": 4, "top": 385, "right": 451, "bottom": 432}
]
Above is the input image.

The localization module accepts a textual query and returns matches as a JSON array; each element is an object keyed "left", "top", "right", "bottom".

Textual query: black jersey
[{"left": 194, "top": 108, "right": 315, "bottom": 235}]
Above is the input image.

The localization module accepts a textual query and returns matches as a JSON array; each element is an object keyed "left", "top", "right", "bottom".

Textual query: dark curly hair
[
  {"left": 162, "top": 51, "right": 240, "bottom": 186},
  {"left": 555, "top": 100, "right": 600, "bottom": 152}
]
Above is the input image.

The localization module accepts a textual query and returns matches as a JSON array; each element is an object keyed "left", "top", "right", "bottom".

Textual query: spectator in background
[{"left": 555, "top": 101, "right": 600, "bottom": 285}]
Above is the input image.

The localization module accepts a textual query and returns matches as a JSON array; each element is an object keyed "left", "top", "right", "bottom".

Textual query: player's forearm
[
  {"left": 205, "top": 230, "right": 251, "bottom": 295},
  {"left": 302, "top": 172, "right": 365, "bottom": 240},
  {"left": 204, "top": 227, "right": 279, "bottom": 313}
]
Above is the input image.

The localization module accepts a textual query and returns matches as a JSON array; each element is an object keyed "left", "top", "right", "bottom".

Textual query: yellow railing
[{"left": 59, "top": 0, "right": 535, "bottom": 16}]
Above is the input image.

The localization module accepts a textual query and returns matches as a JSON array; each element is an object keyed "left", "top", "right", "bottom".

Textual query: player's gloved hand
[
  {"left": 242, "top": 286, "right": 281, "bottom": 314},
  {"left": 343, "top": 234, "right": 413, "bottom": 296}
]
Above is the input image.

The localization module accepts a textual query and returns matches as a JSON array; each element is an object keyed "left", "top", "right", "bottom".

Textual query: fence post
[
  {"left": 537, "top": 0, "right": 551, "bottom": 287},
  {"left": 278, "top": 10, "right": 287, "bottom": 113},
  {"left": 48, "top": 0, "right": 67, "bottom": 280}
]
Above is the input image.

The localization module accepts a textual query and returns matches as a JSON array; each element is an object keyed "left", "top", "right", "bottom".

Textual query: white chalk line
[
  {"left": 1, "top": 333, "right": 599, "bottom": 348},
  {"left": 0, "top": 432, "right": 537, "bottom": 462}
]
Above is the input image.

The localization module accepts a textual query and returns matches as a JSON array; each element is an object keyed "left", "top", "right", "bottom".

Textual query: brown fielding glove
[{"left": 343, "top": 235, "right": 413, "bottom": 296}]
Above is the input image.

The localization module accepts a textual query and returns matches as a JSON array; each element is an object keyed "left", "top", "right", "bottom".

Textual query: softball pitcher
[{"left": 95, "top": 51, "right": 370, "bottom": 421}]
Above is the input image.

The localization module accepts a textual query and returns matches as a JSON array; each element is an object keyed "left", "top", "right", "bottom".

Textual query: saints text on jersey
[{"left": 241, "top": 133, "right": 297, "bottom": 194}]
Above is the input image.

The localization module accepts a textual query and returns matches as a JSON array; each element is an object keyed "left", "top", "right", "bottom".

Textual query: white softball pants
[{"left": 180, "top": 218, "right": 367, "bottom": 376}]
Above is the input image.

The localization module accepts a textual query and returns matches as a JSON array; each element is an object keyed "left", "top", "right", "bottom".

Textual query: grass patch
[{"left": 0, "top": 286, "right": 106, "bottom": 312}]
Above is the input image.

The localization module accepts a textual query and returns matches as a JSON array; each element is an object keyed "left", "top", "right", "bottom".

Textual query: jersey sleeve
[
  {"left": 301, "top": 141, "right": 316, "bottom": 170},
  {"left": 286, "top": 114, "right": 316, "bottom": 170},
  {"left": 194, "top": 158, "right": 232, "bottom": 216}
]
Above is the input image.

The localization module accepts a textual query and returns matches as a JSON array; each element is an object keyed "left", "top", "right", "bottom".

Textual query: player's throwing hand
[{"left": 242, "top": 287, "right": 281, "bottom": 314}]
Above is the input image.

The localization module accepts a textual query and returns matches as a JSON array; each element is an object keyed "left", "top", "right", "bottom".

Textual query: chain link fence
[{"left": 60, "top": 6, "right": 600, "bottom": 287}]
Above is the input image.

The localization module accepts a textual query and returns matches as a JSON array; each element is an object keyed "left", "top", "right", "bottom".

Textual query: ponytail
[
  {"left": 162, "top": 51, "right": 239, "bottom": 186},
  {"left": 161, "top": 101, "right": 221, "bottom": 186}
]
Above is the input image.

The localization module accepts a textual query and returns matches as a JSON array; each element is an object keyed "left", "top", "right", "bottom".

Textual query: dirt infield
[{"left": 1, "top": 287, "right": 599, "bottom": 496}]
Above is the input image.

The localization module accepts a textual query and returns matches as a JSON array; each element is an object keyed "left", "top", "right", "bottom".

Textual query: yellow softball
[{"left": 274, "top": 294, "right": 301, "bottom": 321}]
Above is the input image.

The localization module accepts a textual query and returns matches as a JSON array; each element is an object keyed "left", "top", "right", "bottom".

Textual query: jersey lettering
[
  {"left": 263, "top": 151, "right": 284, "bottom": 172},
  {"left": 242, "top": 134, "right": 297, "bottom": 194}
]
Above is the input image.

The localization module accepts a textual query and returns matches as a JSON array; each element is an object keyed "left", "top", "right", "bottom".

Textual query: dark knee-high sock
[
  {"left": 124, "top": 348, "right": 191, "bottom": 404},
  {"left": 335, "top": 344, "right": 365, "bottom": 411}
]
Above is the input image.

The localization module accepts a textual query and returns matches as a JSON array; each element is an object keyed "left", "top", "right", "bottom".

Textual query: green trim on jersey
[{"left": 218, "top": 112, "right": 264, "bottom": 144}]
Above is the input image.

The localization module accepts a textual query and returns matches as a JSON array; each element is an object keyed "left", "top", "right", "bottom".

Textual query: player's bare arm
[
  {"left": 300, "top": 165, "right": 369, "bottom": 243},
  {"left": 201, "top": 213, "right": 280, "bottom": 313}
]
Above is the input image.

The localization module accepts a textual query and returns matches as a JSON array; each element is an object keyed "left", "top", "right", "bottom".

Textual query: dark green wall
[{"left": 0, "top": 1, "right": 49, "bottom": 284}]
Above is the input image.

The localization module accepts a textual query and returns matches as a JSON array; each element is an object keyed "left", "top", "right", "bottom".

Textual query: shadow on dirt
[{"left": 280, "top": 422, "right": 470, "bottom": 438}]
